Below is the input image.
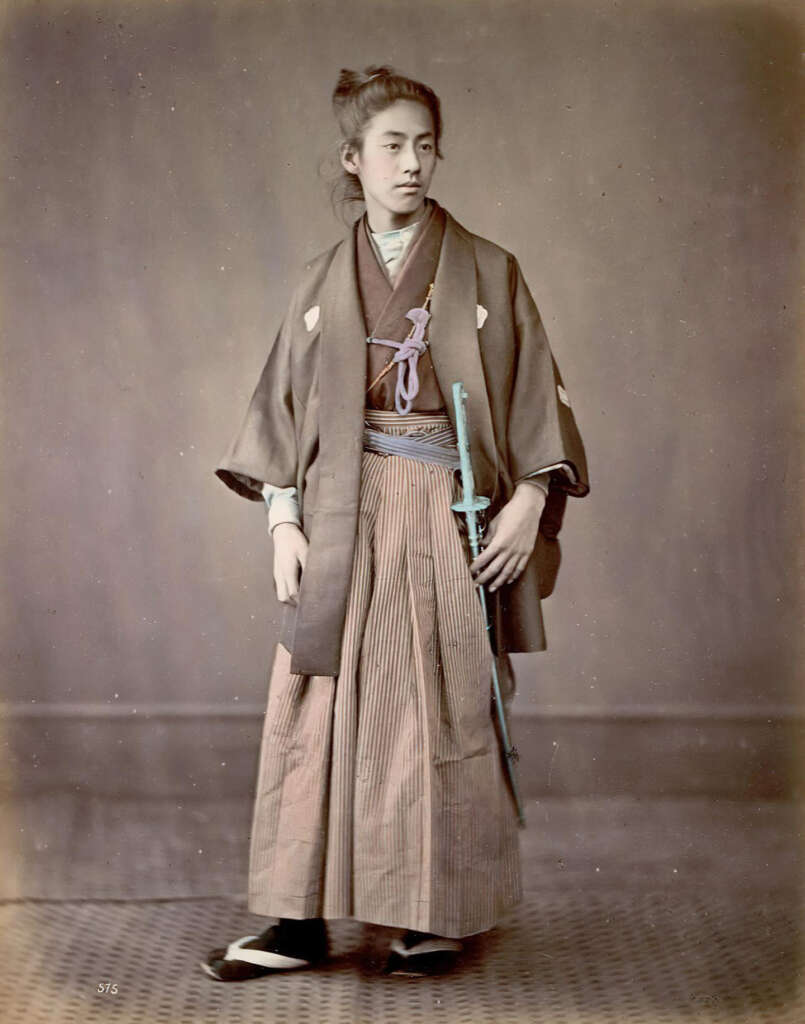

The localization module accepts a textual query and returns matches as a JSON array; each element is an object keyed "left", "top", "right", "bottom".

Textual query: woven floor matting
[{"left": 0, "top": 891, "right": 801, "bottom": 1024}]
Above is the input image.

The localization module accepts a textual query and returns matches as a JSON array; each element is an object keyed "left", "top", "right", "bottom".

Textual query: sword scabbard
[{"left": 451, "top": 381, "right": 526, "bottom": 829}]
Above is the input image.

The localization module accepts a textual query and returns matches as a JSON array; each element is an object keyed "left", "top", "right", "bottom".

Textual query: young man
[{"left": 204, "top": 65, "right": 589, "bottom": 982}]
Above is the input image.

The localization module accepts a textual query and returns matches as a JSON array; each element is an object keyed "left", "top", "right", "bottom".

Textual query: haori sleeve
[
  {"left": 506, "top": 256, "right": 590, "bottom": 498},
  {"left": 517, "top": 471, "right": 551, "bottom": 496},
  {"left": 215, "top": 310, "right": 298, "bottom": 503}
]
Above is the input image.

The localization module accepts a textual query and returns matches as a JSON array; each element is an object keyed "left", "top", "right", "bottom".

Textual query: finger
[
  {"left": 473, "top": 551, "right": 511, "bottom": 588},
  {"left": 275, "top": 570, "right": 298, "bottom": 606},
  {"left": 506, "top": 554, "right": 531, "bottom": 587},
  {"left": 488, "top": 555, "right": 522, "bottom": 592},
  {"left": 280, "top": 574, "right": 298, "bottom": 605},
  {"left": 470, "top": 548, "right": 497, "bottom": 574},
  {"left": 470, "top": 536, "right": 506, "bottom": 573},
  {"left": 298, "top": 544, "right": 309, "bottom": 572},
  {"left": 289, "top": 560, "right": 304, "bottom": 600},
  {"left": 285, "top": 565, "right": 301, "bottom": 605}
]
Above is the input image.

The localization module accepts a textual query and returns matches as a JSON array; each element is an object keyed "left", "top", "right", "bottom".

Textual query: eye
[
  {"left": 385, "top": 143, "right": 400, "bottom": 152},
  {"left": 419, "top": 142, "right": 433, "bottom": 152}
]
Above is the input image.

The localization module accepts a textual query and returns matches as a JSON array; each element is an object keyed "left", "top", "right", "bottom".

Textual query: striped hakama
[{"left": 247, "top": 410, "right": 521, "bottom": 939}]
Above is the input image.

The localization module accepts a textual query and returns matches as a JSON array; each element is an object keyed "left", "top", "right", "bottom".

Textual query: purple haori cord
[
  {"left": 368, "top": 307, "right": 431, "bottom": 416},
  {"left": 366, "top": 283, "right": 435, "bottom": 416}
]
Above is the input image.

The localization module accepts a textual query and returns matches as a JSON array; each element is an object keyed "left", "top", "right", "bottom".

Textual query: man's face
[{"left": 341, "top": 99, "right": 437, "bottom": 232}]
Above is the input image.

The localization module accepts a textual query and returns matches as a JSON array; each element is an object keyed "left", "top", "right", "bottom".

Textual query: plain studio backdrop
[{"left": 0, "top": 1, "right": 803, "bottom": 805}]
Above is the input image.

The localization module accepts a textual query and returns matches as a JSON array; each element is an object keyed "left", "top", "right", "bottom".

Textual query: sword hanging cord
[{"left": 366, "top": 282, "right": 435, "bottom": 397}]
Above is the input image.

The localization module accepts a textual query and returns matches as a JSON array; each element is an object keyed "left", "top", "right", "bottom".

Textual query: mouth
[{"left": 396, "top": 183, "right": 421, "bottom": 192}]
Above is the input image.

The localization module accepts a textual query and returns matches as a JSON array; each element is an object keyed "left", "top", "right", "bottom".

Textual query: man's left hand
[{"left": 470, "top": 482, "right": 546, "bottom": 592}]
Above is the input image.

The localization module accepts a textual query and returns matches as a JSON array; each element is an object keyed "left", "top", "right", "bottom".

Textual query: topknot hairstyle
[{"left": 331, "top": 64, "right": 443, "bottom": 208}]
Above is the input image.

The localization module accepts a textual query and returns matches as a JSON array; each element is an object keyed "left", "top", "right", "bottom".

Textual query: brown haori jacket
[{"left": 216, "top": 202, "right": 590, "bottom": 676}]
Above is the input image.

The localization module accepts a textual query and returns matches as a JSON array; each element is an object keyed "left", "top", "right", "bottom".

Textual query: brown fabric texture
[
  {"left": 359, "top": 200, "right": 447, "bottom": 413},
  {"left": 247, "top": 411, "right": 521, "bottom": 937},
  {"left": 215, "top": 201, "right": 590, "bottom": 676}
]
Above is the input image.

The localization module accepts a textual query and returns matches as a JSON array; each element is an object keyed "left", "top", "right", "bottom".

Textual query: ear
[{"left": 339, "top": 141, "right": 361, "bottom": 176}]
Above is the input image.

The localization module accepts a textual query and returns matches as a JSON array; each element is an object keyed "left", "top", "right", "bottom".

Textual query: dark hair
[{"left": 331, "top": 64, "right": 444, "bottom": 208}]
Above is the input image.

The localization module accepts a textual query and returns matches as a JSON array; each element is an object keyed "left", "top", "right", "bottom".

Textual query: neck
[{"left": 365, "top": 197, "right": 427, "bottom": 234}]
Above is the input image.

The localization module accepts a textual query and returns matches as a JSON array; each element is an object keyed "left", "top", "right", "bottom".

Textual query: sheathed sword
[{"left": 450, "top": 382, "right": 526, "bottom": 828}]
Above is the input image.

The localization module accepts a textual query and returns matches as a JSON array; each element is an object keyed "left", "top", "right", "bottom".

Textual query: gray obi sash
[{"left": 362, "top": 411, "right": 461, "bottom": 471}]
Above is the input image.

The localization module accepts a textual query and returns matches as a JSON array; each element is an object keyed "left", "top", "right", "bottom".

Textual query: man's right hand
[{"left": 271, "top": 522, "right": 309, "bottom": 605}]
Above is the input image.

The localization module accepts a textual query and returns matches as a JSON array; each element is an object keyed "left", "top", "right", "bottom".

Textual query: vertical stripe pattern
[{"left": 247, "top": 410, "right": 521, "bottom": 939}]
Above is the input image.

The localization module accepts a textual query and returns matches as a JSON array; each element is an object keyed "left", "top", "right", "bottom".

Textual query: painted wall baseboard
[{"left": 2, "top": 703, "right": 803, "bottom": 799}]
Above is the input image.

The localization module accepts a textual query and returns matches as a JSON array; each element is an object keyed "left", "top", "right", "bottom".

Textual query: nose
[{"left": 401, "top": 141, "right": 421, "bottom": 175}]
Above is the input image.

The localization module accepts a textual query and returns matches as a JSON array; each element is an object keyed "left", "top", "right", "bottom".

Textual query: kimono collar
[
  {"left": 356, "top": 199, "right": 445, "bottom": 343},
  {"left": 370, "top": 218, "right": 423, "bottom": 280}
]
